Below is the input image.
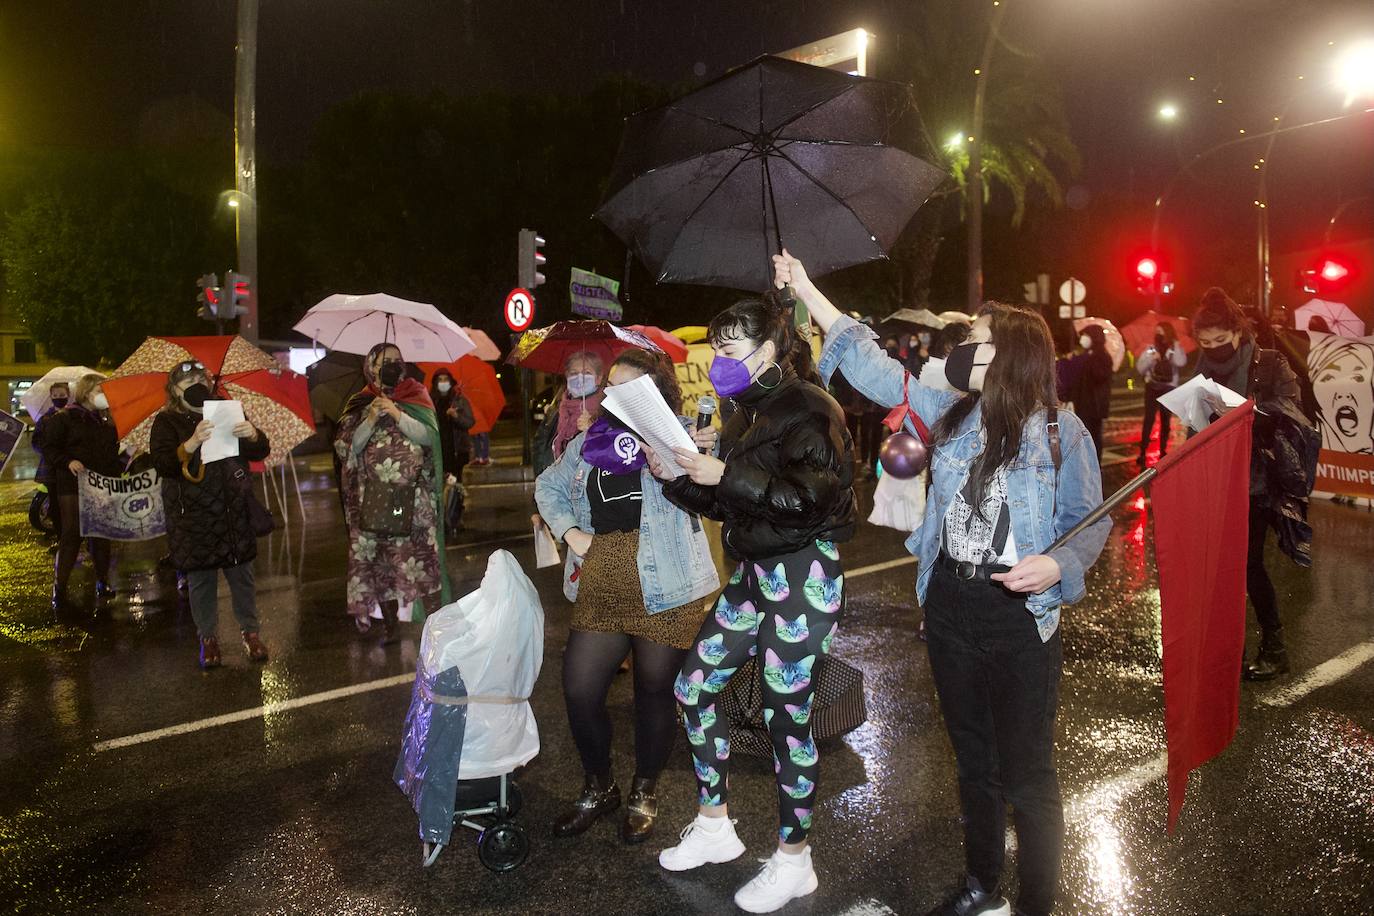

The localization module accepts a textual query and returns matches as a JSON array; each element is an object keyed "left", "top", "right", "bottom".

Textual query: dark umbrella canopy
[
  {"left": 597, "top": 56, "right": 947, "bottom": 292},
  {"left": 307, "top": 351, "right": 424, "bottom": 422}
]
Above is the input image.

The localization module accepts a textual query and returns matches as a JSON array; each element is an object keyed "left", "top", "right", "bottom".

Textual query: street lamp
[
  {"left": 1336, "top": 41, "right": 1374, "bottom": 104},
  {"left": 1158, "top": 103, "right": 1179, "bottom": 121}
]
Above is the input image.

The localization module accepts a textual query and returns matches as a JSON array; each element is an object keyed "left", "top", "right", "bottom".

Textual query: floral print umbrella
[{"left": 103, "top": 335, "right": 315, "bottom": 466}]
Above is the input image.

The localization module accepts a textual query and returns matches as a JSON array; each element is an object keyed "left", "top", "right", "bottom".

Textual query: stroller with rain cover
[{"left": 394, "top": 549, "right": 544, "bottom": 872}]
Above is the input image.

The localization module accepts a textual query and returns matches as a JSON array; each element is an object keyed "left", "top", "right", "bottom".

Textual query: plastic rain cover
[{"left": 394, "top": 549, "right": 545, "bottom": 844}]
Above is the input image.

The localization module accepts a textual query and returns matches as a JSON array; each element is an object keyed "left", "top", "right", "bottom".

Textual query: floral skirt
[{"left": 571, "top": 530, "right": 708, "bottom": 650}]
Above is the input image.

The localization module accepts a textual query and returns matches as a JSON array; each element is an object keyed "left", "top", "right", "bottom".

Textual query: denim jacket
[
  {"left": 819, "top": 315, "right": 1110, "bottom": 640},
  {"left": 534, "top": 429, "right": 720, "bottom": 614}
]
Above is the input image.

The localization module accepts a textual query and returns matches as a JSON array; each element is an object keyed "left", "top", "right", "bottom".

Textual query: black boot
[
  {"left": 620, "top": 775, "right": 658, "bottom": 845},
  {"left": 1243, "top": 628, "right": 1290, "bottom": 681},
  {"left": 552, "top": 773, "right": 619, "bottom": 838},
  {"left": 380, "top": 601, "right": 400, "bottom": 646}
]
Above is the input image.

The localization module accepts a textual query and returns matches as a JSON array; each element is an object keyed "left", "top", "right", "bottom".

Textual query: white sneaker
[
  {"left": 733, "top": 847, "right": 819, "bottom": 913},
  {"left": 658, "top": 815, "right": 746, "bottom": 872}
]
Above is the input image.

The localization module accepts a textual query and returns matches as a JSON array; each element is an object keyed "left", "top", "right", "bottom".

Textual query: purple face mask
[
  {"left": 708, "top": 343, "right": 764, "bottom": 398},
  {"left": 582, "top": 416, "right": 646, "bottom": 474}
]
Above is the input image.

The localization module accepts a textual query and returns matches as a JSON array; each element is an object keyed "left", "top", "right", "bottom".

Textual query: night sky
[{"left": 3, "top": 0, "right": 1372, "bottom": 308}]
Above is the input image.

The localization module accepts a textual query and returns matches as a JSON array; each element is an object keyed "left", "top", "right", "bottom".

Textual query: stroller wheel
[
  {"left": 421, "top": 842, "right": 445, "bottom": 868},
  {"left": 500, "top": 781, "right": 524, "bottom": 818},
  {"left": 477, "top": 821, "right": 528, "bottom": 872}
]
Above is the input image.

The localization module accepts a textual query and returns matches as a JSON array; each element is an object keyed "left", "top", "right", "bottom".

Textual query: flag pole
[{"left": 1044, "top": 467, "right": 1157, "bottom": 554}]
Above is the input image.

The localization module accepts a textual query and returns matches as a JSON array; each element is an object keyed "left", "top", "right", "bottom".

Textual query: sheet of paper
[
  {"left": 533, "top": 520, "right": 562, "bottom": 569},
  {"left": 201, "top": 399, "right": 245, "bottom": 463},
  {"left": 600, "top": 374, "right": 697, "bottom": 478},
  {"left": 1157, "top": 375, "right": 1246, "bottom": 432}
]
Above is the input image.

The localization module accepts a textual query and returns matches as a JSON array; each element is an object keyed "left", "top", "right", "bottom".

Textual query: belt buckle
[{"left": 955, "top": 561, "right": 977, "bottom": 580}]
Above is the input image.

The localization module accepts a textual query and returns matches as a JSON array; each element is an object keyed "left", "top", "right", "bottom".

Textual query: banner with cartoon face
[
  {"left": 78, "top": 469, "right": 167, "bottom": 540},
  {"left": 1278, "top": 329, "right": 1374, "bottom": 497}
]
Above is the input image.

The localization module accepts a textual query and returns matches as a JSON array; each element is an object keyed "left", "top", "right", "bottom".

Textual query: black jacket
[
  {"left": 150, "top": 409, "right": 271, "bottom": 572},
  {"left": 433, "top": 390, "right": 476, "bottom": 473},
  {"left": 1067, "top": 349, "right": 1113, "bottom": 420},
  {"left": 664, "top": 367, "right": 857, "bottom": 561},
  {"left": 32, "top": 407, "right": 122, "bottom": 495}
]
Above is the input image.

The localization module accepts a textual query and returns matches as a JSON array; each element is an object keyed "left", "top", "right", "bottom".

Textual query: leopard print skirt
[{"left": 571, "top": 530, "right": 708, "bottom": 650}]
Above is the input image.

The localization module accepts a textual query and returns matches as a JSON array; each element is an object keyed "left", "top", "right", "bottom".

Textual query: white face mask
[
  {"left": 1079, "top": 334, "right": 1092, "bottom": 349},
  {"left": 91, "top": 392, "right": 109, "bottom": 410},
  {"left": 436, "top": 382, "right": 452, "bottom": 394}
]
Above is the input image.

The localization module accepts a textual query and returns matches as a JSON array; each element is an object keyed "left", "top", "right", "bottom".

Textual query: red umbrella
[
  {"left": 104, "top": 335, "right": 315, "bottom": 465},
  {"left": 1120, "top": 310, "right": 1196, "bottom": 357},
  {"left": 418, "top": 356, "right": 508, "bottom": 435},
  {"left": 505, "top": 320, "right": 664, "bottom": 374},
  {"left": 626, "top": 325, "right": 689, "bottom": 363}
]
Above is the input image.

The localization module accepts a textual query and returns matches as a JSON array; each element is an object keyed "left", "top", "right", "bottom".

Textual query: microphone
[{"left": 695, "top": 395, "right": 717, "bottom": 454}]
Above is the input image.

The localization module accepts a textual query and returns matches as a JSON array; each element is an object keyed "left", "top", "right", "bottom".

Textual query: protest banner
[
  {"left": 1277, "top": 328, "right": 1374, "bottom": 498},
  {"left": 569, "top": 268, "right": 623, "bottom": 321},
  {"left": 78, "top": 468, "right": 167, "bottom": 540},
  {"left": 0, "top": 409, "right": 23, "bottom": 478}
]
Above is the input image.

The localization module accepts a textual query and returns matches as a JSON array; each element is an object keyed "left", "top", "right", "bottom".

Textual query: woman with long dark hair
[
  {"left": 649, "top": 295, "right": 856, "bottom": 914},
  {"left": 1135, "top": 320, "right": 1188, "bottom": 467},
  {"left": 334, "top": 343, "right": 449, "bottom": 644},
  {"left": 534, "top": 348, "right": 719, "bottom": 845},
  {"left": 777, "top": 251, "right": 1110, "bottom": 916}
]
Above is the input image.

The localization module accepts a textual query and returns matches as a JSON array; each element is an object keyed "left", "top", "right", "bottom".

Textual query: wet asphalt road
[{"left": 1, "top": 415, "right": 1372, "bottom": 916}]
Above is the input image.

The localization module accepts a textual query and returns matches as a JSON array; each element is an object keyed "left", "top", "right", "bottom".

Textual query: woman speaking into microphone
[
  {"left": 649, "top": 295, "right": 856, "bottom": 915},
  {"left": 776, "top": 250, "right": 1110, "bottom": 916}
]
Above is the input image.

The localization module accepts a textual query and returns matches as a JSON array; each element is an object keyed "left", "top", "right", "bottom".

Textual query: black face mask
[
  {"left": 51, "top": 397, "right": 69, "bottom": 410},
  {"left": 182, "top": 383, "right": 210, "bottom": 408},
  {"left": 944, "top": 341, "right": 987, "bottom": 392},
  {"left": 378, "top": 361, "right": 404, "bottom": 387},
  {"left": 1202, "top": 340, "right": 1237, "bottom": 364}
]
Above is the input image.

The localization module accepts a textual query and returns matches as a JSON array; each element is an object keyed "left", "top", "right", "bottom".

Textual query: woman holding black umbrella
[{"left": 650, "top": 295, "right": 856, "bottom": 915}]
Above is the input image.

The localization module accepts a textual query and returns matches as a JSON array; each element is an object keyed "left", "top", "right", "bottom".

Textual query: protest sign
[
  {"left": 78, "top": 468, "right": 167, "bottom": 540},
  {"left": 570, "top": 268, "right": 623, "bottom": 321},
  {"left": 0, "top": 409, "right": 23, "bottom": 478}
]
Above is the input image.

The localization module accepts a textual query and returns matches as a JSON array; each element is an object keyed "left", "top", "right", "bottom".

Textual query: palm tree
[{"left": 880, "top": 0, "right": 1081, "bottom": 306}]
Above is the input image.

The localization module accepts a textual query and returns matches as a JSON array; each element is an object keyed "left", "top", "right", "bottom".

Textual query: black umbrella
[
  {"left": 597, "top": 56, "right": 947, "bottom": 293},
  {"left": 306, "top": 351, "right": 425, "bottom": 422}
]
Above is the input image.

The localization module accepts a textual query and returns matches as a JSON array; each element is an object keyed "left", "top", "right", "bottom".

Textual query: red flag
[{"left": 1150, "top": 400, "right": 1255, "bottom": 833}]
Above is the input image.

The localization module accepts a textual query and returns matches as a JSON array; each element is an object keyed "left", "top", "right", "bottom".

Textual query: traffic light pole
[
  {"left": 234, "top": 0, "right": 260, "bottom": 342},
  {"left": 966, "top": 1, "right": 1007, "bottom": 313}
]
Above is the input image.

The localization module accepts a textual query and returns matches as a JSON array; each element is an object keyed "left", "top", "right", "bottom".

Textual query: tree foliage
[{"left": 1, "top": 154, "right": 231, "bottom": 366}]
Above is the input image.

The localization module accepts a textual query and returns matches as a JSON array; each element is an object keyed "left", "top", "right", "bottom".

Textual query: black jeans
[
  {"left": 925, "top": 565, "right": 1064, "bottom": 916},
  {"left": 1246, "top": 500, "right": 1280, "bottom": 634},
  {"left": 53, "top": 493, "right": 111, "bottom": 596},
  {"left": 1140, "top": 384, "right": 1175, "bottom": 457}
]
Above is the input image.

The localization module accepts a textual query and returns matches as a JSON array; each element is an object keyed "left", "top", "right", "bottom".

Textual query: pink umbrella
[
  {"left": 293, "top": 293, "right": 476, "bottom": 363},
  {"left": 626, "top": 325, "right": 689, "bottom": 363},
  {"left": 460, "top": 328, "right": 503, "bottom": 361},
  {"left": 1121, "top": 310, "right": 1196, "bottom": 357}
]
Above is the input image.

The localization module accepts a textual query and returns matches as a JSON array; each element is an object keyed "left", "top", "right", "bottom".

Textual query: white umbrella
[
  {"left": 1074, "top": 317, "right": 1126, "bottom": 371},
  {"left": 294, "top": 293, "right": 476, "bottom": 362},
  {"left": 20, "top": 366, "right": 103, "bottom": 419},
  {"left": 1295, "top": 298, "right": 1365, "bottom": 338},
  {"left": 937, "top": 310, "right": 974, "bottom": 325},
  {"left": 461, "top": 328, "right": 503, "bottom": 362}
]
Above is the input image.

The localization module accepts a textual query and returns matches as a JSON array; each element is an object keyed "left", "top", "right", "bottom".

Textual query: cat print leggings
[{"left": 675, "top": 539, "right": 845, "bottom": 844}]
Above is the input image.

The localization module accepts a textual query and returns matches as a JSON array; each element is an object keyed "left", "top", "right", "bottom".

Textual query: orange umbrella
[
  {"left": 626, "top": 325, "right": 689, "bottom": 363},
  {"left": 419, "top": 356, "right": 507, "bottom": 435},
  {"left": 104, "top": 335, "right": 315, "bottom": 466},
  {"left": 1120, "top": 310, "right": 1196, "bottom": 357}
]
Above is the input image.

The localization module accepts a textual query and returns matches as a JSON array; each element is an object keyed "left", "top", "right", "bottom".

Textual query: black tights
[
  {"left": 562, "top": 629, "right": 687, "bottom": 779},
  {"left": 54, "top": 494, "right": 110, "bottom": 596},
  {"left": 1247, "top": 501, "right": 1280, "bottom": 634}
]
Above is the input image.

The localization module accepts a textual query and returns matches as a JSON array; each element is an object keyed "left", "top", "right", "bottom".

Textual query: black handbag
[
  {"left": 233, "top": 465, "right": 277, "bottom": 536},
  {"left": 360, "top": 481, "right": 414, "bottom": 536}
]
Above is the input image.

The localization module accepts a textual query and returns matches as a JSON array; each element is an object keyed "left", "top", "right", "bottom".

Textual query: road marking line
[
  {"left": 1258, "top": 640, "right": 1374, "bottom": 707},
  {"left": 92, "top": 674, "right": 415, "bottom": 753},
  {"left": 846, "top": 556, "right": 917, "bottom": 579}
]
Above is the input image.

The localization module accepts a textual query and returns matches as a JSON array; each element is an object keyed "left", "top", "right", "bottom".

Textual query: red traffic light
[
  {"left": 1136, "top": 257, "right": 1159, "bottom": 279},
  {"left": 1299, "top": 254, "right": 1356, "bottom": 295},
  {"left": 1319, "top": 259, "right": 1349, "bottom": 283}
]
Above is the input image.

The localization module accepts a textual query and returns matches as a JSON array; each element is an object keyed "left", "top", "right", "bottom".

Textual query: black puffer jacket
[
  {"left": 150, "top": 409, "right": 271, "bottom": 572},
  {"left": 33, "top": 407, "right": 122, "bottom": 495},
  {"left": 664, "top": 366, "right": 856, "bottom": 561}
]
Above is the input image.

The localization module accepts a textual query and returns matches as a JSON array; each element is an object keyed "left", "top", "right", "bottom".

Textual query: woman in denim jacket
[
  {"left": 776, "top": 252, "right": 1110, "bottom": 916},
  {"left": 535, "top": 348, "right": 719, "bottom": 845}
]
